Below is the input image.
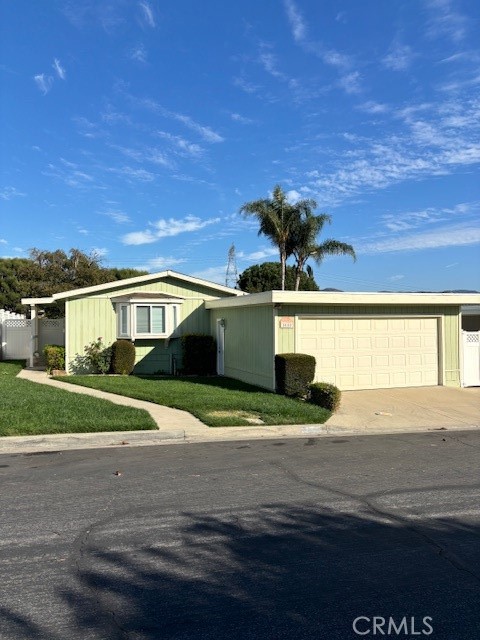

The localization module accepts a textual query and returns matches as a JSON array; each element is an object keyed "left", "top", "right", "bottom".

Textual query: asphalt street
[{"left": 0, "top": 432, "right": 479, "bottom": 639}]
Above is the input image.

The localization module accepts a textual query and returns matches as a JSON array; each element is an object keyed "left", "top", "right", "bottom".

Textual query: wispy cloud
[
  {"left": 359, "top": 222, "right": 480, "bottom": 254},
  {"left": 127, "top": 93, "right": 225, "bottom": 143},
  {"left": 62, "top": 1, "right": 124, "bottom": 32},
  {"left": 0, "top": 186, "right": 26, "bottom": 200},
  {"left": 233, "top": 76, "right": 260, "bottom": 94},
  {"left": 102, "top": 209, "right": 131, "bottom": 224},
  {"left": 108, "top": 166, "right": 156, "bottom": 182},
  {"left": 189, "top": 265, "right": 228, "bottom": 285},
  {"left": 139, "top": 1, "right": 155, "bottom": 28},
  {"left": 122, "top": 215, "right": 220, "bottom": 245},
  {"left": 284, "top": 0, "right": 351, "bottom": 70},
  {"left": 130, "top": 44, "right": 147, "bottom": 63},
  {"left": 230, "top": 112, "right": 254, "bottom": 125},
  {"left": 389, "top": 274, "right": 405, "bottom": 281},
  {"left": 244, "top": 246, "right": 279, "bottom": 261},
  {"left": 109, "top": 143, "right": 172, "bottom": 167},
  {"left": 382, "top": 42, "right": 414, "bottom": 71},
  {"left": 156, "top": 131, "right": 203, "bottom": 158},
  {"left": 301, "top": 97, "right": 480, "bottom": 205},
  {"left": 258, "top": 44, "right": 288, "bottom": 81},
  {"left": 0, "top": 238, "right": 8, "bottom": 244},
  {"left": 357, "top": 101, "right": 389, "bottom": 114},
  {"left": 141, "top": 256, "right": 187, "bottom": 271},
  {"left": 425, "top": 0, "right": 468, "bottom": 42},
  {"left": 43, "top": 162, "right": 96, "bottom": 188},
  {"left": 52, "top": 58, "right": 66, "bottom": 80},
  {"left": 34, "top": 73, "right": 53, "bottom": 95},
  {"left": 284, "top": 0, "right": 307, "bottom": 43},
  {"left": 173, "top": 113, "right": 224, "bottom": 143},
  {"left": 338, "top": 72, "right": 362, "bottom": 94}
]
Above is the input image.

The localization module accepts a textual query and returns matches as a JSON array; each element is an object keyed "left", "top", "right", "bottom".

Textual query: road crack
[{"left": 270, "top": 459, "right": 480, "bottom": 585}]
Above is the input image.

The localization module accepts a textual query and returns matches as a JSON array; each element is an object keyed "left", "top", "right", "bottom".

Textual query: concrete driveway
[{"left": 327, "top": 385, "right": 480, "bottom": 432}]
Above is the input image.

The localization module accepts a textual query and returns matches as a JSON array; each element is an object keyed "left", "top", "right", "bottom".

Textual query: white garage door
[{"left": 297, "top": 316, "right": 439, "bottom": 390}]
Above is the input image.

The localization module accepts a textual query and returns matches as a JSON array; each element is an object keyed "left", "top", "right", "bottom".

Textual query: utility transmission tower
[{"left": 225, "top": 243, "right": 238, "bottom": 288}]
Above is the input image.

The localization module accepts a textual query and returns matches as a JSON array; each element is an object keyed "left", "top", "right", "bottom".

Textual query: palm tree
[
  {"left": 240, "top": 185, "right": 298, "bottom": 290},
  {"left": 290, "top": 207, "right": 356, "bottom": 290}
]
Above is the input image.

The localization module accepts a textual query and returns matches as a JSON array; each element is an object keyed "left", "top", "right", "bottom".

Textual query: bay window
[{"left": 113, "top": 295, "right": 182, "bottom": 339}]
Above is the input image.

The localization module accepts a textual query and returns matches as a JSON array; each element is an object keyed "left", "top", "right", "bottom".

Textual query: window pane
[
  {"left": 151, "top": 306, "right": 165, "bottom": 333},
  {"left": 136, "top": 306, "right": 150, "bottom": 333},
  {"left": 120, "top": 305, "right": 128, "bottom": 334}
]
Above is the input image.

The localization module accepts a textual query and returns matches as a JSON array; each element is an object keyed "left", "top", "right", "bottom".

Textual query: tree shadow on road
[{"left": 1, "top": 502, "right": 479, "bottom": 639}]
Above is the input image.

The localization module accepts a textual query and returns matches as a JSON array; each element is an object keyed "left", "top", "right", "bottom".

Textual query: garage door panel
[{"left": 298, "top": 316, "right": 439, "bottom": 390}]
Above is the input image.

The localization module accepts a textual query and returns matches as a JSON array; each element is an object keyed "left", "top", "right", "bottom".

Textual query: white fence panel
[
  {"left": 38, "top": 318, "right": 65, "bottom": 352},
  {"left": 1, "top": 319, "right": 32, "bottom": 360},
  {"left": 462, "top": 331, "right": 480, "bottom": 387},
  {"left": 1, "top": 313, "right": 65, "bottom": 362}
]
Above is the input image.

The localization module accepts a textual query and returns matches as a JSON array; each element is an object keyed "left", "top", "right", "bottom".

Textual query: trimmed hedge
[
  {"left": 43, "top": 344, "right": 65, "bottom": 373},
  {"left": 111, "top": 339, "right": 136, "bottom": 375},
  {"left": 275, "top": 353, "right": 316, "bottom": 397},
  {"left": 310, "top": 382, "right": 341, "bottom": 412},
  {"left": 181, "top": 334, "right": 216, "bottom": 375}
]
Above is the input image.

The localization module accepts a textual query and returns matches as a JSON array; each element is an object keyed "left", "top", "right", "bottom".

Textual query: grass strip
[
  {"left": 58, "top": 374, "right": 330, "bottom": 427},
  {"left": 0, "top": 361, "right": 156, "bottom": 437}
]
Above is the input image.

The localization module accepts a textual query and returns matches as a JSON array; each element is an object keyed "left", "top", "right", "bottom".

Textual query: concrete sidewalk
[{"left": 1, "top": 370, "right": 478, "bottom": 455}]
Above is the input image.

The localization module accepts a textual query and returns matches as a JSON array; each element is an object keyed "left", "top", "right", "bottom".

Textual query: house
[
  {"left": 22, "top": 270, "right": 480, "bottom": 389},
  {"left": 22, "top": 271, "right": 244, "bottom": 375}
]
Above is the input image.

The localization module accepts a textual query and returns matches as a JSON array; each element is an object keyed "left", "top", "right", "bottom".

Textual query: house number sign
[{"left": 279, "top": 316, "right": 294, "bottom": 329}]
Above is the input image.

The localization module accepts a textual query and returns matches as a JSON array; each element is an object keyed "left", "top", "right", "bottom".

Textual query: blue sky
[{"left": 1, "top": 0, "right": 479, "bottom": 291}]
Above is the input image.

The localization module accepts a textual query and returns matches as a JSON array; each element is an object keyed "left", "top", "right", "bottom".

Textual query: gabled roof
[{"left": 22, "top": 270, "right": 245, "bottom": 305}]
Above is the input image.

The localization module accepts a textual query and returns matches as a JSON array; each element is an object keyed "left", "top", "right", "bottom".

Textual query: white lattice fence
[
  {"left": 0, "top": 312, "right": 65, "bottom": 362},
  {"left": 463, "top": 331, "right": 480, "bottom": 387},
  {"left": 1, "top": 318, "right": 32, "bottom": 360},
  {"left": 38, "top": 318, "right": 65, "bottom": 353}
]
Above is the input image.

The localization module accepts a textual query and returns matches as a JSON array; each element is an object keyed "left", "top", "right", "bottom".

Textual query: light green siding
[
  {"left": 210, "top": 305, "right": 275, "bottom": 390},
  {"left": 65, "top": 276, "right": 233, "bottom": 374},
  {"left": 275, "top": 304, "right": 462, "bottom": 387}
]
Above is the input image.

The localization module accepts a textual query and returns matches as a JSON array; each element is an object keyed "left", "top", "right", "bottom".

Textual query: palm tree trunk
[{"left": 280, "top": 251, "right": 286, "bottom": 290}]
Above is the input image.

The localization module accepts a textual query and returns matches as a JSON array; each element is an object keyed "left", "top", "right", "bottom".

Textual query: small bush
[
  {"left": 181, "top": 334, "right": 216, "bottom": 375},
  {"left": 43, "top": 344, "right": 65, "bottom": 374},
  {"left": 275, "top": 353, "right": 316, "bottom": 397},
  {"left": 310, "top": 382, "right": 341, "bottom": 412},
  {"left": 83, "top": 337, "right": 112, "bottom": 374},
  {"left": 111, "top": 339, "right": 136, "bottom": 375}
]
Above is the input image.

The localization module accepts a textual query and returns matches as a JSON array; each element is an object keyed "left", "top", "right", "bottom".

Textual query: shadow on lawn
[
  {"left": 1, "top": 501, "right": 479, "bottom": 639},
  {"left": 136, "top": 374, "right": 267, "bottom": 393}
]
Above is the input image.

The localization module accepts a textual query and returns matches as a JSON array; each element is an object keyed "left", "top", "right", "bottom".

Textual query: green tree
[
  {"left": 289, "top": 207, "right": 356, "bottom": 290},
  {"left": 238, "top": 262, "right": 319, "bottom": 293},
  {"left": 0, "top": 249, "right": 148, "bottom": 317},
  {"left": 240, "top": 185, "right": 299, "bottom": 290}
]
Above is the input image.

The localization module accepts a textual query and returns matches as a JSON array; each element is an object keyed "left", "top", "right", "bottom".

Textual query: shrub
[
  {"left": 83, "top": 337, "right": 112, "bottom": 374},
  {"left": 181, "top": 334, "right": 216, "bottom": 375},
  {"left": 310, "top": 382, "right": 341, "bottom": 412},
  {"left": 275, "top": 353, "right": 316, "bottom": 397},
  {"left": 111, "top": 339, "right": 136, "bottom": 375},
  {"left": 43, "top": 344, "right": 65, "bottom": 374}
]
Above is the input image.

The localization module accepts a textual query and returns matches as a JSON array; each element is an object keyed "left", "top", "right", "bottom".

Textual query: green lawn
[
  {"left": 0, "top": 361, "right": 157, "bottom": 437},
  {"left": 57, "top": 374, "right": 331, "bottom": 427}
]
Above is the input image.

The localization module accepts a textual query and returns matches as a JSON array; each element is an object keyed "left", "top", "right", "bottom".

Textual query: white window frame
[{"left": 115, "top": 300, "right": 182, "bottom": 339}]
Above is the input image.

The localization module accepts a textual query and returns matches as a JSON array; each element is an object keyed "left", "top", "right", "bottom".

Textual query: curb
[{"left": 0, "top": 423, "right": 478, "bottom": 455}]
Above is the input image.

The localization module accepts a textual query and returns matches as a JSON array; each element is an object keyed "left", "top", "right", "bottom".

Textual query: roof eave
[{"left": 52, "top": 269, "right": 245, "bottom": 301}]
